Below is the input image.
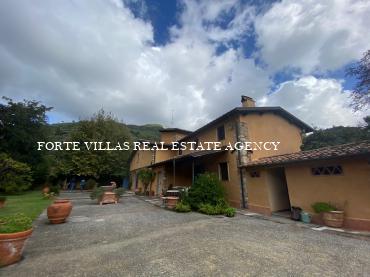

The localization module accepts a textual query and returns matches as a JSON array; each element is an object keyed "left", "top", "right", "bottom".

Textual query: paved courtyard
[{"left": 2, "top": 192, "right": 370, "bottom": 276}]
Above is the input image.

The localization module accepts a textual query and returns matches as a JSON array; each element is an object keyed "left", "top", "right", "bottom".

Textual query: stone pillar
[{"left": 236, "top": 121, "right": 250, "bottom": 208}]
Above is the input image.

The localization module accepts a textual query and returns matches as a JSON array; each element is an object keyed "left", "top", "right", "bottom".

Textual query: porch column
[
  {"left": 173, "top": 158, "right": 176, "bottom": 187},
  {"left": 192, "top": 160, "right": 195, "bottom": 185}
]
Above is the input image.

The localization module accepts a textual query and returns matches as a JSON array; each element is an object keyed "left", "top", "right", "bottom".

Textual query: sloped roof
[
  {"left": 244, "top": 141, "right": 370, "bottom": 168},
  {"left": 159, "top": 128, "right": 192, "bottom": 134},
  {"left": 180, "top": 106, "right": 313, "bottom": 141}
]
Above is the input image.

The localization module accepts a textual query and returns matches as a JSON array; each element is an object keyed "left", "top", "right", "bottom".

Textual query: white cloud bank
[
  {"left": 262, "top": 76, "right": 366, "bottom": 128},
  {"left": 0, "top": 0, "right": 368, "bottom": 130},
  {"left": 255, "top": 0, "right": 370, "bottom": 73}
]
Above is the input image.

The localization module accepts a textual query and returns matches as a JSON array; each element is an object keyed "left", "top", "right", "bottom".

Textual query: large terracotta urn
[
  {"left": 0, "top": 228, "right": 33, "bottom": 267},
  {"left": 47, "top": 199, "right": 73, "bottom": 224}
]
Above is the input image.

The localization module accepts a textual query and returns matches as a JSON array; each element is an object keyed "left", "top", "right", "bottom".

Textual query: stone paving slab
[{"left": 1, "top": 192, "right": 370, "bottom": 276}]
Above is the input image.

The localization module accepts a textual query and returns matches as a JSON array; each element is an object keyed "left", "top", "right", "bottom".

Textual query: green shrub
[
  {"left": 0, "top": 213, "right": 32, "bottom": 233},
  {"left": 90, "top": 186, "right": 104, "bottom": 200},
  {"left": 198, "top": 202, "right": 236, "bottom": 217},
  {"left": 175, "top": 201, "right": 191, "bottom": 213},
  {"left": 178, "top": 188, "right": 189, "bottom": 202},
  {"left": 224, "top": 207, "right": 236, "bottom": 217},
  {"left": 187, "top": 173, "right": 225, "bottom": 210},
  {"left": 199, "top": 203, "right": 222, "bottom": 215},
  {"left": 114, "top": 187, "right": 125, "bottom": 198},
  {"left": 312, "top": 202, "right": 337, "bottom": 213}
]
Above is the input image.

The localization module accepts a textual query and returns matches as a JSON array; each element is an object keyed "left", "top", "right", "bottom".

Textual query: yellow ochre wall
[
  {"left": 130, "top": 150, "right": 153, "bottom": 171},
  {"left": 285, "top": 158, "right": 370, "bottom": 230},
  {"left": 240, "top": 113, "right": 303, "bottom": 160},
  {"left": 245, "top": 170, "right": 272, "bottom": 215},
  {"left": 160, "top": 132, "right": 188, "bottom": 144}
]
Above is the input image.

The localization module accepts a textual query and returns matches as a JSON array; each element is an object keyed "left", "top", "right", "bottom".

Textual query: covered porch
[{"left": 150, "top": 150, "right": 227, "bottom": 195}]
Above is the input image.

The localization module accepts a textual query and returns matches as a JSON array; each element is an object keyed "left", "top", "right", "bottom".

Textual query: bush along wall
[{"left": 176, "top": 173, "right": 236, "bottom": 217}]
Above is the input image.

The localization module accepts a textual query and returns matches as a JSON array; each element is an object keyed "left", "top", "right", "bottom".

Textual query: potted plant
[
  {"left": 312, "top": 202, "right": 344, "bottom": 228},
  {"left": 138, "top": 169, "right": 156, "bottom": 196},
  {"left": 90, "top": 186, "right": 105, "bottom": 204},
  {"left": 47, "top": 199, "right": 73, "bottom": 224},
  {"left": 0, "top": 213, "right": 33, "bottom": 267},
  {"left": 0, "top": 196, "right": 6, "bottom": 208}
]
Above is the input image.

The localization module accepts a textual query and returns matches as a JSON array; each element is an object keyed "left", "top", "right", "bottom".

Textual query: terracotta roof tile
[{"left": 245, "top": 141, "right": 370, "bottom": 168}]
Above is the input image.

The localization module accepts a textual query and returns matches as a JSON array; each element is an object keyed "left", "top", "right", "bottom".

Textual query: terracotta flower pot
[
  {"left": 0, "top": 200, "right": 5, "bottom": 208},
  {"left": 47, "top": 199, "right": 73, "bottom": 224},
  {"left": 42, "top": 187, "right": 50, "bottom": 194},
  {"left": 98, "top": 192, "right": 117, "bottom": 205},
  {"left": 165, "top": 197, "right": 179, "bottom": 209},
  {"left": 323, "top": 211, "right": 344, "bottom": 228},
  {"left": 0, "top": 228, "right": 33, "bottom": 267}
]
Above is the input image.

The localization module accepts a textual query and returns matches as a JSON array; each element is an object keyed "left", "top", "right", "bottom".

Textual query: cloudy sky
[{"left": 0, "top": 0, "right": 369, "bottom": 130}]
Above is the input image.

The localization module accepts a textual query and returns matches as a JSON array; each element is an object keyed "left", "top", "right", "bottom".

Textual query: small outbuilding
[{"left": 243, "top": 141, "right": 370, "bottom": 231}]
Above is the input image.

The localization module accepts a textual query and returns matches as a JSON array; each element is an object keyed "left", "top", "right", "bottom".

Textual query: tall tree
[
  {"left": 0, "top": 97, "right": 52, "bottom": 184},
  {"left": 51, "top": 110, "right": 132, "bottom": 181},
  {"left": 346, "top": 50, "right": 370, "bottom": 110}
]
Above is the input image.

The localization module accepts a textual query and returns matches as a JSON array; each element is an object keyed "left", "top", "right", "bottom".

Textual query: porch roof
[
  {"left": 150, "top": 149, "right": 226, "bottom": 167},
  {"left": 243, "top": 141, "right": 370, "bottom": 168}
]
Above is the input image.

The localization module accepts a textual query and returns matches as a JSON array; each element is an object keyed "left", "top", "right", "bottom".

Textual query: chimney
[{"left": 241, "top": 95, "right": 255, "bottom": 108}]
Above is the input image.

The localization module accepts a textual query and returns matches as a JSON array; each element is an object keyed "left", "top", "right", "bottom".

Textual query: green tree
[
  {"left": 346, "top": 49, "right": 370, "bottom": 110},
  {"left": 51, "top": 110, "right": 132, "bottom": 181},
  {"left": 0, "top": 97, "right": 52, "bottom": 184},
  {"left": 301, "top": 116, "right": 370, "bottom": 150},
  {"left": 0, "top": 153, "right": 32, "bottom": 193},
  {"left": 137, "top": 168, "right": 156, "bottom": 194}
]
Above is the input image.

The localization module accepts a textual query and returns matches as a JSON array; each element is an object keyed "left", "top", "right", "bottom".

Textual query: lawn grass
[{"left": 0, "top": 191, "right": 52, "bottom": 220}]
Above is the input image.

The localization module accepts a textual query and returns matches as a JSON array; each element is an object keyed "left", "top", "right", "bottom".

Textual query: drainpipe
[{"left": 235, "top": 121, "right": 247, "bottom": 209}]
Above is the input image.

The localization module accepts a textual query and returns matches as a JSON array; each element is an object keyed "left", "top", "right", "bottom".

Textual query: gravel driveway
[{"left": 1, "top": 192, "right": 370, "bottom": 277}]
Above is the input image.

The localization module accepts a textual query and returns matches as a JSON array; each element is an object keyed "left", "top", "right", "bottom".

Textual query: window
[
  {"left": 217, "top": 125, "right": 225, "bottom": 141},
  {"left": 219, "top": 162, "right": 229, "bottom": 181},
  {"left": 311, "top": 165, "right": 343, "bottom": 176},
  {"left": 250, "top": 171, "right": 260, "bottom": 178}
]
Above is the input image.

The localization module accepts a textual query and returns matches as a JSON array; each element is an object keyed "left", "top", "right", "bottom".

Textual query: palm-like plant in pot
[
  {"left": 0, "top": 213, "right": 33, "bottom": 267},
  {"left": 138, "top": 169, "right": 156, "bottom": 196}
]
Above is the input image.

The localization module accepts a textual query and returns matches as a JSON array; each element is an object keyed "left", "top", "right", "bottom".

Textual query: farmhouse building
[{"left": 129, "top": 96, "right": 370, "bottom": 230}]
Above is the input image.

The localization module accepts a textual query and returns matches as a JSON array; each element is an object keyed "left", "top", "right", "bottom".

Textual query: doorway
[{"left": 266, "top": 168, "right": 291, "bottom": 214}]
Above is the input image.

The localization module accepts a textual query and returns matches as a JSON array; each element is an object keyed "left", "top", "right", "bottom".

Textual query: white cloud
[
  {"left": 171, "top": 0, "right": 255, "bottom": 45},
  {"left": 262, "top": 76, "right": 367, "bottom": 128},
  {"left": 0, "top": 0, "right": 269, "bottom": 130},
  {"left": 0, "top": 0, "right": 366, "bottom": 131},
  {"left": 255, "top": 0, "right": 370, "bottom": 73}
]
